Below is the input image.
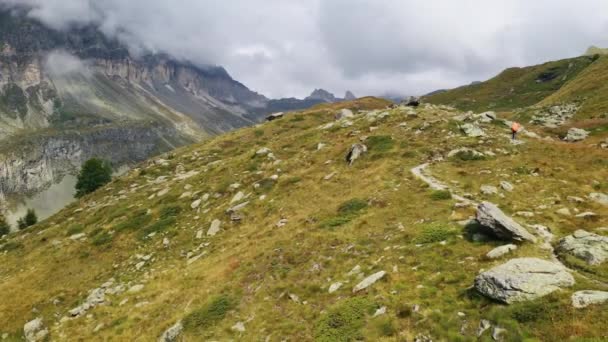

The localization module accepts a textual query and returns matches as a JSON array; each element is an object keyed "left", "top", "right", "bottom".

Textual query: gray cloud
[
  {"left": 44, "top": 50, "right": 91, "bottom": 78},
  {"left": 2, "top": 0, "right": 608, "bottom": 98}
]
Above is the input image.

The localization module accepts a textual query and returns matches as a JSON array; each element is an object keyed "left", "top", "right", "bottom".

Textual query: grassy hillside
[
  {"left": 425, "top": 56, "right": 597, "bottom": 112},
  {"left": 0, "top": 97, "right": 607, "bottom": 341},
  {"left": 539, "top": 56, "right": 608, "bottom": 120}
]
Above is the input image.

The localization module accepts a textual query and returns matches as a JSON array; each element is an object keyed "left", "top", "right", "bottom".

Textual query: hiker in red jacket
[{"left": 511, "top": 121, "right": 521, "bottom": 140}]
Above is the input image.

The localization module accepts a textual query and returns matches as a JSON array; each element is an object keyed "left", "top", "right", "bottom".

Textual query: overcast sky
[{"left": 3, "top": 0, "right": 608, "bottom": 99}]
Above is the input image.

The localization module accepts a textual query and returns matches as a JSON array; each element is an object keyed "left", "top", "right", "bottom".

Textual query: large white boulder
[{"left": 475, "top": 258, "right": 574, "bottom": 304}]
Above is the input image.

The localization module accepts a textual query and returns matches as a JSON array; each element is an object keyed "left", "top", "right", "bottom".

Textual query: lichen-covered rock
[
  {"left": 346, "top": 143, "right": 367, "bottom": 165},
  {"left": 564, "top": 128, "right": 589, "bottom": 142},
  {"left": 486, "top": 244, "right": 517, "bottom": 259},
  {"left": 23, "top": 318, "right": 48, "bottom": 342},
  {"left": 557, "top": 230, "right": 608, "bottom": 265},
  {"left": 158, "top": 321, "right": 183, "bottom": 342},
  {"left": 353, "top": 271, "right": 386, "bottom": 292},
  {"left": 476, "top": 202, "right": 537, "bottom": 243},
  {"left": 460, "top": 123, "right": 485, "bottom": 137},
  {"left": 474, "top": 258, "right": 574, "bottom": 304},
  {"left": 571, "top": 290, "right": 608, "bottom": 308}
]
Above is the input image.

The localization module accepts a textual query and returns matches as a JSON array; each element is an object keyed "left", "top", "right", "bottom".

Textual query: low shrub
[
  {"left": 183, "top": 295, "right": 236, "bottom": 331},
  {"left": 430, "top": 190, "right": 452, "bottom": 200},
  {"left": 414, "top": 223, "right": 457, "bottom": 244}
]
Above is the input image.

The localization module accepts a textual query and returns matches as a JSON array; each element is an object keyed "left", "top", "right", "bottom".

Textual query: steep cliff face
[
  {"left": 0, "top": 123, "right": 189, "bottom": 197},
  {"left": 0, "top": 8, "right": 271, "bottom": 200}
]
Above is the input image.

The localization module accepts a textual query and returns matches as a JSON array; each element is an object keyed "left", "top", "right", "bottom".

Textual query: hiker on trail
[{"left": 511, "top": 121, "right": 521, "bottom": 140}]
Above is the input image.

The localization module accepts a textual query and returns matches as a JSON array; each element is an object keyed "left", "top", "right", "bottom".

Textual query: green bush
[
  {"left": 315, "top": 297, "right": 374, "bottom": 342},
  {"left": 338, "top": 199, "right": 368, "bottom": 215},
  {"left": 321, "top": 199, "right": 368, "bottom": 229},
  {"left": 160, "top": 205, "right": 182, "bottom": 219},
  {"left": 452, "top": 150, "right": 485, "bottom": 161},
  {"left": 75, "top": 158, "right": 112, "bottom": 198},
  {"left": 183, "top": 295, "right": 235, "bottom": 331},
  {"left": 91, "top": 231, "right": 113, "bottom": 246},
  {"left": 430, "top": 190, "right": 452, "bottom": 200},
  {"left": 414, "top": 223, "right": 457, "bottom": 244}
]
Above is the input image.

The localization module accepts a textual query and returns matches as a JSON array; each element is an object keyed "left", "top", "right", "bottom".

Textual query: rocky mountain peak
[
  {"left": 344, "top": 90, "right": 356, "bottom": 100},
  {"left": 305, "top": 88, "right": 337, "bottom": 102}
]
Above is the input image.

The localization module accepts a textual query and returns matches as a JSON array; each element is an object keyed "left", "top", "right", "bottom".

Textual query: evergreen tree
[
  {"left": 17, "top": 209, "right": 37, "bottom": 230},
  {"left": 75, "top": 158, "right": 112, "bottom": 198},
  {"left": 0, "top": 215, "right": 10, "bottom": 237}
]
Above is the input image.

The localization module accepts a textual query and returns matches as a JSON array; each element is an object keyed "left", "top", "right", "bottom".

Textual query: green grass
[
  {"left": 65, "top": 224, "right": 85, "bottom": 236},
  {"left": 366, "top": 135, "right": 394, "bottom": 153},
  {"left": 425, "top": 55, "right": 596, "bottom": 112},
  {"left": 138, "top": 217, "right": 176, "bottom": 240},
  {"left": 114, "top": 209, "right": 152, "bottom": 232}
]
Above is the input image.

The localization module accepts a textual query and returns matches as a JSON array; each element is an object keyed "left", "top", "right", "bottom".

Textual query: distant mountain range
[{"left": 0, "top": 7, "right": 356, "bottom": 200}]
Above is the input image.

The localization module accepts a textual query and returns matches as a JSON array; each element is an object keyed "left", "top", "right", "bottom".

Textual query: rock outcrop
[
  {"left": 353, "top": 271, "right": 386, "bottom": 293},
  {"left": 564, "top": 128, "right": 589, "bottom": 142},
  {"left": 476, "top": 202, "right": 537, "bottom": 243},
  {"left": 346, "top": 144, "right": 367, "bottom": 165},
  {"left": 571, "top": 290, "right": 608, "bottom": 308},
  {"left": 475, "top": 258, "right": 574, "bottom": 303},
  {"left": 23, "top": 318, "right": 48, "bottom": 342},
  {"left": 557, "top": 230, "right": 608, "bottom": 265},
  {"left": 159, "top": 321, "right": 183, "bottom": 342}
]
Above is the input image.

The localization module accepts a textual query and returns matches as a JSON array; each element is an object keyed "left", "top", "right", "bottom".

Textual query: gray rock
[
  {"left": 256, "top": 147, "right": 271, "bottom": 156},
  {"left": 159, "top": 321, "right": 183, "bottom": 342},
  {"left": 571, "top": 290, "right": 608, "bottom": 308},
  {"left": 499, "top": 181, "right": 514, "bottom": 192},
  {"left": 335, "top": 109, "right": 354, "bottom": 120},
  {"left": 492, "top": 326, "right": 507, "bottom": 341},
  {"left": 231, "top": 321, "right": 246, "bottom": 332},
  {"left": 265, "top": 112, "right": 284, "bottom": 121},
  {"left": 190, "top": 199, "right": 201, "bottom": 209},
  {"left": 474, "top": 258, "right": 574, "bottom": 304},
  {"left": 346, "top": 144, "right": 367, "bottom": 165},
  {"left": 128, "top": 284, "right": 144, "bottom": 293},
  {"left": 564, "top": 128, "right": 589, "bottom": 142},
  {"left": 402, "top": 96, "right": 420, "bottom": 107},
  {"left": 460, "top": 123, "right": 485, "bottom": 137},
  {"left": 207, "top": 219, "right": 221, "bottom": 236},
  {"left": 230, "top": 191, "right": 245, "bottom": 204},
  {"left": 447, "top": 147, "right": 484, "bottom": 159},
  {"left": 486, "top": 244, "right": 517, "bottom": 259},
  {"left": 227, "top": 201, "right": 250, "bottom": 214},
  {"left": 557, "top": 230, "right": 608, "bottom": 265},
  {"left": 328, "top": 282, "right": 343, "bottom": 293},
  {"left": 69, "top": 287, "right": 105, "bottom": 317},
  {"left": 353, "top": 271, "right": 386, "bottom": 292},
  {"left": 23, "top": 318, "right": 48, "bottom": 342},
  {"left": 556, "top": 208, "right": 572, "bottom": 216},
  {"left": 482, "top": 111, "right": 497, "bottom": 120},
  {"left": 589, "top": 192, "right": 608, "bottom": 206},
  {"left": 477, "top": 319, "right": 491, "bottom": 337},
  {"left": 480, "top": 185, "right": 498, "bottom": 195},
  {"left": 476, "top": 202, "right": 537, "bottom": 243}
]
